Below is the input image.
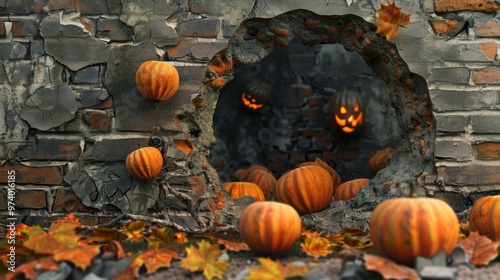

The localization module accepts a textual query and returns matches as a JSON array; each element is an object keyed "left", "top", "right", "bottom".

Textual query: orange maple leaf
[
  {"left": 128, "top": 248, "right": 179, "bottom": 276},
  {"left": 53, "top": 245, "right": 102, "bottom": 270},
  {"left": 175, "top": 232, "right": 188, "bottom": 243},
  {"left": 22, "top": 222, "right": 81, "bottom": 254},
  {"left": 375, "top": 2, "right": 411, "bottom": 40},
  {"left": 180, "top": 240, "right": 230, "bottom": 280},
  {"left": 245, "top": 257, "right": 309, "bottom": 280},
  {"left": 364, "top": 254, "right": 420, "bottom": 280},
  {"left": 87, "top": 227, "right": 127, "bottom": 244},
  {"left": 122, "top": 220, "right": 147, "bottom": 241},
  {"left": 217, "top": 239, "right": 251, "bottom": 252},
  {"left": 5, "top": 257, "right": 59, "bottom": 280},
  {"left": 300, "top": 231, "right": 332, "bottom": 259},
  {"left": 458, "top": 231, "right": 500, "bottom": 266}
]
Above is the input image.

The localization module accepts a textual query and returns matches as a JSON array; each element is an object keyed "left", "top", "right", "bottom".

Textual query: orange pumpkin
[
  {"left": 334, "top": 178, "right": 370, "bottom": 201},
  {"left": 232, "top": 168, "right": 249, "bottom": 181},
  {"left": 223, "top": 182, "right": 265, "bottom": 201},
  {"left": 469, "top": 195, "right": 500, "bottom": 241},
  {"left": 275, "top": 165, "right": 334, "bottom": 214},
  {"left": 299, "top": 157, "right": 342, "bottom": 194},
  {"left": 239, "top": 201, "right": 301, "bottom": 255},
  {"left": 135, "top": 61, "right": 180, "bottom": 101},
  {"left": 245, "top": 169, "right": 277, "bottom": 200},
  {"left": 125, "top": 147, "right": 163, "bottom": 180},
  {"left": 369, "top": 182, "right": 459, "bottom": 266},
  {"left": 247, "top": 164, "right": 269, "bottom": 173},
  {"left": 368, "top": 147, "right": 394, "bottom": 174}
]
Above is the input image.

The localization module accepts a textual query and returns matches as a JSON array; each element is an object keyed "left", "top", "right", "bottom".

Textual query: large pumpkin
[
  {"left": 239, "top": 201, "right": 301, "bottom": 255},
  {"left": 368, "top": 147, "right": 394, "bottom": 174},
  {"left": 245, "top": 169, "right": 277, "bottom": 200},
  {"left": 469, "top": 195, "right": 500, "bottom": 241},
  {"left": 369, "top": 182, "right": 459, "bottom": 266},
  {"left": 328, "top": 88, "right": 365, "bottom": 134},
  {"left": 241, "top": 78, "right": 272, "bottom": 110},
  {"left": 334, "top": 178, "right": 370, "bottom": 201},
  {"left": 126, "top": 147, "right": 163, "bottom": 180},
  {"left": 135, "top": 61, "right": 180, "bottom": 101},
  {"left": 223, "top": 182, "right": 265, "bottom": 201},
  {"left": 299, "top": 158, "right": 342, "bottom": 194},
  {"left": 275, "top": 165, "right": 334, "bottom": 214}
]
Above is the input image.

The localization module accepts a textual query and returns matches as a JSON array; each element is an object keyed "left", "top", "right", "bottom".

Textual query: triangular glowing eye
[
  {"left": 354, "top": 104, "right": 359, "bottom": 112},
  {"left": 340, "top": 106, "right": 347, "bottom": 114}
]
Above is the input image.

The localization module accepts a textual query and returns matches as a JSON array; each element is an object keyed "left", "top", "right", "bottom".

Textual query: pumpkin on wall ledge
[
  {"left": 135, "top": 60, "right": 180, "bottom": 102},
  {"left": 241, "top": 78, "right": 272, "bottom": 110},
  {"left": 328, "top": 88, "right": 365, "bottom": 135}
]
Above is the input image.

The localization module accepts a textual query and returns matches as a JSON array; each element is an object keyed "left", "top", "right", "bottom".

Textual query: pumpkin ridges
[
  {"left": 370, "top": 197, "right": 459, "bottom": 265},
  {"left": 245, "top": 169, "right": 276, "bottom": 200},
  {"left": 334, "top": 178, "right": 370, "bottom": 200},
  {"left": 469, "top": 196, "right": 500, "bottom": 241},
  {"left": 239, "top": 201, "right": 301, "bottom": 255},
  {"left": 135, "top": 61, "right": 179, "bottom": 101},
  {"left": 125, "top": 147, "right": 163, "bottom": 180},
  {"left": 224, "top": 182, "right": 265, "bottom": 201}
]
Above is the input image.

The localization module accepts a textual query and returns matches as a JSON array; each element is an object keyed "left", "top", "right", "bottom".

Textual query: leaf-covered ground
[{"left": 1, "top": 214, "right": 499, "bottom": 280}]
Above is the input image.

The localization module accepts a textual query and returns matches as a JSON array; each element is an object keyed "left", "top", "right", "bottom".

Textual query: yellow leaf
[
  {"left": 245, "top": 257, "right": 308, "bottom": 280},
  {"left": 23, "top": 222, "right": 81, "bottom": 254},
  {"left": 122, "top": 220, "right": 147, "bottom": 241},
  {"left": 181, "top": 240, "right": 230, "bottom": 280},
  {"left": 146, "top": 227, "right": 176, "bottom": 248},
  {"left": 300, "top": 232, "right": 332, "bottom": 259}
]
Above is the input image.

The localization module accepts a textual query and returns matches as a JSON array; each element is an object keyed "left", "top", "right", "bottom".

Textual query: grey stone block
[
  {"left": 435, "top": 114, "right": 468, "bottom": 133},
  {"left": 71, "top": 65, "right": 102, "bottom": 84},
  {"left": 0, "top": 42, "right": 27, "bottom": 59},
  {"left": 134, "top": 20, "right": 179, "bottom": 47},
  {"left": 176, "top": 18, "right": 219, "bottom": 38},
  {"left": 435, "top": 140, "right": 472, "bottom": 161},
  {"left": 431, "top": 67, "right": 470, "bottom": 84},
  {"left": 30, "top": 39, "right": 45, "bottom": 57},
  {"left": 96, "top": 18, "right": 133, "bottom": 41},
  {"left": 83, "top": 137, "right": 150, "bottom": 162},
  {"left": 81, "top": 88, "right": 109, "bottom": 108},
  {"left": 471, "top": 114, "right": 500, "bottom": 133},
  {"left": 430, "top": 89, "right": 500, "bottom": 111},
  {"left": 44, "top": 37, "right": 110, "bottom": 71},
  {"left": 20, "top": 85, "right": 79, "bottom": 131}
]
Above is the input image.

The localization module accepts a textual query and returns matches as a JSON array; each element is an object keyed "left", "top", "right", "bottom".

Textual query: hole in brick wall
[
  {"left": 209, "top": 38, "right": 402, "bottom": 182},
  {"left": 198, "top": 10, "right": 436, "bottom": 192}
]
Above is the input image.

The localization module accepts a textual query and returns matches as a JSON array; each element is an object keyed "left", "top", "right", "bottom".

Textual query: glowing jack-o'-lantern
[
  {"left": 328, "top": 89, "right": 365, "bottom": 134},
  {"left": 241, "top": 78, "right": 272, "bottom": 110}
]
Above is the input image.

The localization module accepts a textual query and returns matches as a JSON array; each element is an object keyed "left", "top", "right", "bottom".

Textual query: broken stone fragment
[{"left": 20, "top": 84, "right": 79, "bottom": 131}]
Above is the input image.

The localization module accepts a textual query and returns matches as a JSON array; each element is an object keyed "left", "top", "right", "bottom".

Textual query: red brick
[
  {"left": 429, "top": 19, "right": 466, "bottom": 37},
  {"left": 0, "top": 22, "right": 5, "bottom": 36},
  {"left": 16, "top": 189, "right": 47, "bottom": 209},
  {"left": 480, "top": 42, "right": 497, "bottom": 60},
  {"left": 473, "top": 67, "right": 500, "bottom": 84},
  {"left": 435, "top": 0, "right": 500, "bottom": 12},
  {"left": 475, "top": 142, "right": 500, "bottom": 160},
  {"left": 76, "top": 215, "right": 101, "bottom": 226},
  {"left": 306, "top": 152, "right": 322, "bottom": 161},
  {"left": 301, "top": 129, "right": 326, "bottom": 138},
  {"left": 289, "top": 151, "right": 306, "bottom": 164},
  {"left": 437, "top": 165, "right": 500, "bottom": 185},
  {"left": 86, "top": 112, "right": 112, "bottom": 131},
  {"left": 307, "top": 97, "right": 326, "bottom": 107},
  {"left": 315, "top": 137, "right": 332, "bottom": 148},
  {"left": 0, "top": 165, "right": 63, "bottom": 185},
  {"left": 271, "top": 152, "right": 287, "bottom": 162},
  {"left": 474, "top": 18, "right": 500, "bottom": 37},
  {"left": 303, "top": 107, "right": 321, "bottom": 118},
  {"left": 52, "top": 188, "right": 96, "bottom": 214},
  {"left": 298, "top": 86, "right": 313, "bottom": 97}
]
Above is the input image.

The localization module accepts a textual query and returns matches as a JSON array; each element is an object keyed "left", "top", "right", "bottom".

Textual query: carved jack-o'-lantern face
[
  {"left": 328, "top": 89, "right": 365, "bottom": 134},
  {"left": 241, "top": 78, "right": 272, "bottom": 110}
]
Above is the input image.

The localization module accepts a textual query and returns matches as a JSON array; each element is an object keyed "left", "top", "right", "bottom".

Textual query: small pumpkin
[
  {"left": 369, "top": 181, "right": 459, "bottom": 266},
  {"left": 469, "top": 195, "right": 500, "bottom": 241},
  {"left": 126, "top": 147, "right": 163, "bottom": 180},
  {"left": 241, "top": 78, "right": 272, "bottom": 110},
  {"left": 299, "top": 158, "right": 342, "bottom": 195},
  {"left": 245, "top": 169, "right": 277, "bottom": 200},
  {"left": 232, "top": 168, "right": 249, "bottom": 181},
  {"left": 368, "top": 147, "right": 394, "bottom": 174},
  {"left": 135, "top": 60, "right": 180, "bottom": 101},
  {"left": 223, "top": 182, "right": 265, "bottom": 201},
  {"left": 247, "top": 164, "right": 269, "bottom": 173},
  {"left": 328, "top": 88, "right": 365, "bottom": 134},
  {"left": 275, "top": 165, "right": 334, "bottom": 214},
  {"left": 239, "top": 201, "right": 301, "bottom": 255},
  {"left": 334, "top": 178, "right": 370, "bottom": 201}
]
